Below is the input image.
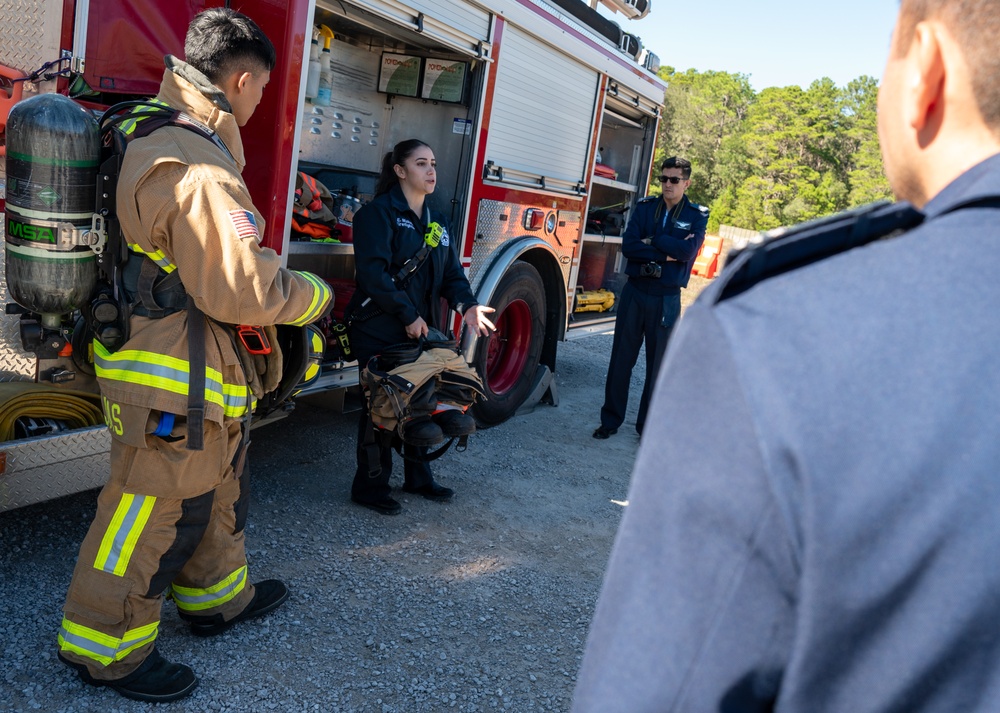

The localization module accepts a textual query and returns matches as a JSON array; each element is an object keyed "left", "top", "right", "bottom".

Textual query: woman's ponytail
[{"left": 373, "top": 139, "right": 432, "bottom": 196}]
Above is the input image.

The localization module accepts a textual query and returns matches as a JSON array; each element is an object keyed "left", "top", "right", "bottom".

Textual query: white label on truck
[{"left": 453, "top": 118, "right": 472, "bottom": 136}]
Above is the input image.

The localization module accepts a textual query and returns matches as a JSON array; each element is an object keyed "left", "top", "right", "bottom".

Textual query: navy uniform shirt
[
  {"left": 573, "top": 152, "right": 1000, "bottom": 712},
  {"left": 622, "top": 194, "right": 709, "bottom": 294},
  {"left": 347, "top": 184, "right": 477, "bottom": 347}
]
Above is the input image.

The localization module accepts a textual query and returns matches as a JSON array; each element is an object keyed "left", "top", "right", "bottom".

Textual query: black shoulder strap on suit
[
  {"left": 351, "top": 206, "right": 438, "bottom": 324},
  {"left": 393, "top": 204, "right": 437, "bottom": 284},
  {"left": 716, "top": 195, "right": 1000, "bottom": 303},
  {"left": 392, "top": 244, "right": 433, "bottom": 285},
  {"left": 714, "top": 201, "right": 925, "bottom": 303}
]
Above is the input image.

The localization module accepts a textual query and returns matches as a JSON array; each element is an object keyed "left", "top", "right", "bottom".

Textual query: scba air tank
[{"left": 4, "top": 93, "right": 99, "bottom": 323}]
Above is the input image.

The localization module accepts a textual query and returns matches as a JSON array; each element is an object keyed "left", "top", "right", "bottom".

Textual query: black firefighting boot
[
  {"left": 183, "top": 579, "right": 290, "bottom": 637},
  {"left": 432, "top": 409, "right": 476, "bottom": 437},
  {"left": 401, "top": 415, "right": 445, "bottom": 446},
  {"left": 59, "top": 648, "right": 197, "bottom": 703},
  {"left": 402, "top": 482, "right": 455, "bottom": 501}
]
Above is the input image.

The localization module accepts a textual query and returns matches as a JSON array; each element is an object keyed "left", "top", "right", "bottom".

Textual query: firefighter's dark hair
[
  {"left": 184, "top": 8, "right": 276, "bottom": 86},
  {"left": 375, "top": 139, "right": 433, "bottom": 196},
  {"left": 661, "top": 156, "right": 692, "bottom": 179}
]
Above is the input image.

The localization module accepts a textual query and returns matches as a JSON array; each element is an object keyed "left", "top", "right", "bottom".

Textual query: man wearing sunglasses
[
  {"left": 593, "top": 157, "right": 708, "bottom": 440},
  {"left": 575, "top": 0, "right": 1000, "bottom": 710}
]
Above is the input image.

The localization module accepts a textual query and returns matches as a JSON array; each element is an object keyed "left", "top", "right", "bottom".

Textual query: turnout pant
[
  {"left": 349, "top": 332, "right": 433, "bottom": 502},
  {"left": 599, "top": 281, "right": 681, "bottom": 435},
  {"left": 352, "top": 400, "right": 434, "bottom": 500},
  {"left": 58, "top": 417, "right": 255, "bottom": 681}
]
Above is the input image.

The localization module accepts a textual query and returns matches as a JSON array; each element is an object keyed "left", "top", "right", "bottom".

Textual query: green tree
[
  {"left": 652, "top": 69, "right": 891, "bottom": 232},
  {"left": 655, "top": 67, "right": 754, "bottom": 206},
  {"left": 841, "top": 76, "right": 893, "bottom": 205}
]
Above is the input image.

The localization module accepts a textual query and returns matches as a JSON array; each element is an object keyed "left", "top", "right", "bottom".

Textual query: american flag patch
[{"left": 229, "top": 209, "right": 259, "bottom": 240}]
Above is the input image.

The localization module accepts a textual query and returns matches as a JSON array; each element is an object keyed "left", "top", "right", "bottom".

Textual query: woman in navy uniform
[{"left": 345, "top": 139, "right": 494, "bottom": 514}]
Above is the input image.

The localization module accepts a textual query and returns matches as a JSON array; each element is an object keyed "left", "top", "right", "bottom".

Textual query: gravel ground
[
  {"left": 0, "top": 271, "right": 716, "bottom": 713},
  {"left": 0, "top": 340, "right": 639, "bottom": 711}
]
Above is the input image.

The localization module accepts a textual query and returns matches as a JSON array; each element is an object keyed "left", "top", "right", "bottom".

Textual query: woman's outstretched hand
[{"left": 464, "top": 305, "right": 496, "bottom": 337}]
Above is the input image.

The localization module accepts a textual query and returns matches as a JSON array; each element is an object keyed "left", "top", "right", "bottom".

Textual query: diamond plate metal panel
[
  {"left": 0, "top": 0, "right": 65, "bottom": 85},
  {"left": 0, "top": 425, "right": 111, "bottom": 512},
  {"left": 0, "top": 215, "right": 40, "bottom": 379},
  {"left": 468, "top": 199, "right": 577, "bottom": 292}
]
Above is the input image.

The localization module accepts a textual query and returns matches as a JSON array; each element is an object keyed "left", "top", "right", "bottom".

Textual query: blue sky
[{"left": 603, "top": 0, "right": 900, "bottom": 90}]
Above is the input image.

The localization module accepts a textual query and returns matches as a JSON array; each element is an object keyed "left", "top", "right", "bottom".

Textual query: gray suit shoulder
[{"left": 702, "top": 201, "right": 924, "bottom": 305}]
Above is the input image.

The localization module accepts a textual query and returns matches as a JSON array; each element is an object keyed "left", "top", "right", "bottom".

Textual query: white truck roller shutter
[
  {"left": 485, "top": 25, "right": 599, "bottom": 194},
  {"left": 332, "top": 0, "right": 492, "bottom": 57},
  {"left": 407, "top": 0, "right": 492, "bottom": 46}
]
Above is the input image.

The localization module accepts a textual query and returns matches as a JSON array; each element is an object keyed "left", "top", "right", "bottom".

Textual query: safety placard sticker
[
  {"left": 452, "top": 118, "right": 472, "bottom": 136},
  {"left": 422, "top": 60, "right": 467, "bottom": 103}
]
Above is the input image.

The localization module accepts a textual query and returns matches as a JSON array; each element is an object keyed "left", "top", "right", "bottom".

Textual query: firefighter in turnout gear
[{"left": 56, "top": 10, "right": 332, "bottom": 703}]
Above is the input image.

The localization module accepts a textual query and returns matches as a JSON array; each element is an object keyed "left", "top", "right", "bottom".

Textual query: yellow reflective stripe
[
  {"left": 94, "top": 493, "right": 156, "bottom": 576},
  {"left": 94, "top": 341, "right": 250, "bottom": 418},
  {"left": 120, "top": 98, "right": 170, "bottom": 136},
  {"left": 287, "top": 271, "right": 332, "bottom": 326},
  {"left": 171, "top": 565, "right": 248, "bottom": 612},
  {"left": 127, "top": 243, "right": 177, "bottom": 273},
  {"left": 58, "top": 619, "right": 159, "bottom": 667}
]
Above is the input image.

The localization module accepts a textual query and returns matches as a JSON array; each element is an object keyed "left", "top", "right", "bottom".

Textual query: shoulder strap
[
  {"left": 712, "top": 201, "right": 925, "bottom": 303},
  {"left": 94, "top": 101, "right": 232, "bottom": 284},
  {"left": 100, "top": 100, "right": 233, "bottom": 161},
  {"left": 392, "top": 244, "right": 434, "bottom": 284},
  {"left": 392, "top": 204, "right": 438, "bottom": 284}
]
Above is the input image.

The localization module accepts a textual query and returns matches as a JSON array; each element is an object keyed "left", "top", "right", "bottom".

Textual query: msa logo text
[{"left": 7, "top": 219, "right": 55, "bottom": 244}]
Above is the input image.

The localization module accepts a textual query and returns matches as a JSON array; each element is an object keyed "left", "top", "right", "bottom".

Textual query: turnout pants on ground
[
  {"left": 58, "top": 418, "right": 255, "bottom": 681},
  {"left": 600, "top": 282, "right": 681, "bottom": 434}
]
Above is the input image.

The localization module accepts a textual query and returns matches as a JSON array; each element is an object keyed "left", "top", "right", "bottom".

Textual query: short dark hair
[
  {"left": 896, "top": 0, "right": 1000, "bottom": 131},
  {"left": 661, "top": 157, "right": 692, "bottom": 180},
  {"left": 184, "top": 8, "right": 276, "bottom": 86}
]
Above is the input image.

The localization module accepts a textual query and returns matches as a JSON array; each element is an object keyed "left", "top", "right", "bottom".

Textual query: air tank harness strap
[
  {"left": 361, "top": 394, "right": 463, "bottom": 477},
  {"left": 185, "top": 295, "right": 206, "bottom": 451},
  {"left": 122, "top": 255, "right": 188, "bottom": 318},
  {"left": 362, "top": 367, "right": 414, "bottom": 477}
]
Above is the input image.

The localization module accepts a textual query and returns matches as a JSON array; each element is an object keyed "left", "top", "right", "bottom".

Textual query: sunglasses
[{"left": 659, "top": 176, "right": 686, "bottom": 185}]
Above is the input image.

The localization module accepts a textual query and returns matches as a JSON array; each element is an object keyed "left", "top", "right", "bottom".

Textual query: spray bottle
[
  {"left": 316, "top": 39, "right": 333, "bottom": 107},
  {"left": 315, "top": 25, "right": 335, "bottom": 107},
  {"left": 305, "top": 33, "right": 321, "bottom": 100}
]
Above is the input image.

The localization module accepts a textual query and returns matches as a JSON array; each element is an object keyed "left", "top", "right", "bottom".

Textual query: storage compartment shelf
[
  {"left": 288, "top": 241, "right": 354, "bottom": 255},
  {"left": 567, "top": 311, "right": 617, "bottom": 338},
  {"left": 591, "top": 175, "right": 637, "bottom": 192},
  {"left": 582, "top": 232, "right": 622, "bottom": 244}
]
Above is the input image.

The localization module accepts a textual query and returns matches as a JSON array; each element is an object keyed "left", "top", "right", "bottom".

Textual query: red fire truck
[{"left": 0, "top": 0, "right": 665, "bottom": 511}]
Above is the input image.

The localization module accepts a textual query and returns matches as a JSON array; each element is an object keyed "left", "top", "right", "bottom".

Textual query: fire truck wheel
[{"left": 472, "top": 261, "right": 546, "bottom": 425}]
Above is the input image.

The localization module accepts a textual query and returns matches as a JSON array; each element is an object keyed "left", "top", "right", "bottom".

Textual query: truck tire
[{"left": 473, "top": 261, "right": 546, "bottom": 425}]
